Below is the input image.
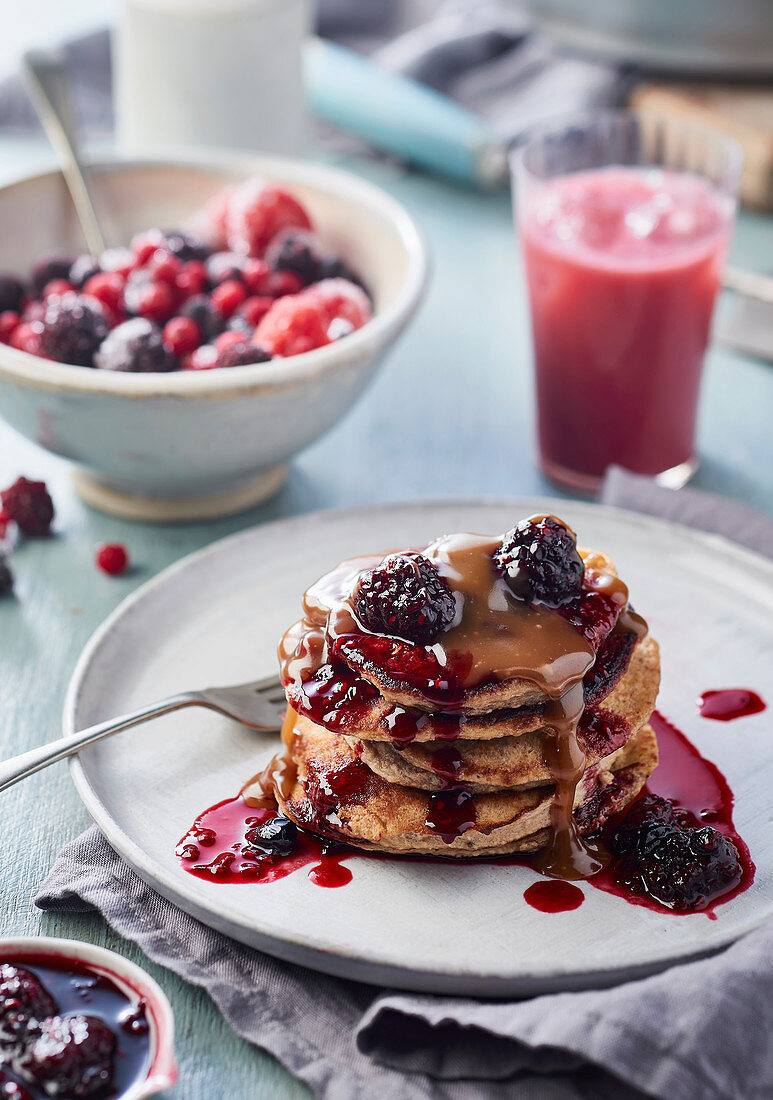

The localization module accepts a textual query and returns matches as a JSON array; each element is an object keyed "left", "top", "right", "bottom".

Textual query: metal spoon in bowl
[{"left": 22, "top": 47, "right": 106, "bottom": 257}]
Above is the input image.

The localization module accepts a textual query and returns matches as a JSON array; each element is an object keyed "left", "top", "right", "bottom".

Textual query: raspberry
[
  {"left": 162, "top": 316, "right": 201, "bottom": 355},
  {"left": 206, "top": 252, "right": 245, "bottom": 286},
  {"left": 0, "top": 555, "right": 13, "bottom": 595},
  {"left": 354, "top": 552, "right": 457, "bottom": 644},
  {"left": 95, "top": 318, "right": 176, "bottom": 373},
  {"left": 307, "top": 278, "right": 371, "bottom": 331},
  {"left": 31, "top": 252, "right": 75, "bottom": 296},
  {"left": 180, "top": 295, "right": 224, "bottom": 342},
  {"left": 0, "top": 312, "right": 20, "bottom": 344},
  {"left": 15, "top": 1014, "right": 115, "bottom": 1098},
  {"left": 40, "top": 295, "right": 108, "bottom": 367},
  {"left": 1, "top": 478, "right": 54, "bottom": 536},
  {"left": 265, "top": 229, "right": 324, "bottom": 285},
  {"left": 69, "top": 254, "right": 100, "bottom": 289},
  {"left": 253, "top": 294, "right": 331, "bottom": 357},
  {"left": 42, "top": 279, "right": 75, "bottom": 300},
  {"left": 82, "top": 272, "right": 125, "bottom": 313},
  {"left": 95, "top": 542, "right": 129, "bottom": 575},
  {"left": 148, "top": 250, "right": 184, "bottom": 285},
  {"left": 242, "top": 258, "right": 272, "bottom": 295},
  {"left": 0, "top": 965, "right": 56, "bottom": 1045},
  {"left": 211, "top": 279, "right": 247, "bottom": 319},
  {"left": 174, "top": 260, "right": 208, "bottom": 300},
  {"left": 239, "top": 295, "right": 273, "bottom": 327},
  {"left": 124, "top": 273, "right": 177, "bottom": 324},
  {"left": 494, "top": 515, "right": 584, "bottom": 607},
  {"left": 0, "top": 276, "right": 25, "bottom": 314},
  {"left": 217, "top": 340, "right": 271, "bottom": 368},
  {"left": 610, "top": 795, "right": 742, "bottom": 911},
  {"left": 225, "top": 180, "right": 313, "bottom": 257},
  {"left": 9, "top": 323, "right": 44, "bottom": 357}
]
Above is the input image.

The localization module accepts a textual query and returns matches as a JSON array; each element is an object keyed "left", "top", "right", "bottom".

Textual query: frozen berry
[
  {"left": 307, "top": 278, "right": 371, "bottom": 331},
  {"left": 253, "top": 295, "right": 331, "bottom": 357},
  {"left": 0, "top": 312, "right": 20, "bottom": 344},
  {"left": 40, "top": 295, "right": 108, "bottom": 367},
  {"left": 206, "top": 252, "right": 245, "bottom": 286},
  {"left": 266, "top": 229, "right": 323, "bottom": 285},
  {"left": 242, "top": 258, "right": 272, "bottom": 296},
  {"left": 157, "top": 229, "right": 209, "bottom": 262},
  {"left": 98, "top": 247, "right": 135, "bottom": 279},
  {"left": 162, "top": 316, "right": 201, "bottom": 356},
  {"left": 239, "top": 295, "right": 273, "bottom": 328},
  {"left": 16, "top": 1014, "right": 115, "bottom": 1098},
  {"left": 211, "top": 279, "right": 247, "bottom": 319},
  {"left": 245, "top": 815, "right": 298, "bottom": 857},
  {"left": 0, "top": 964, "right": 57, "bottom": 1044},
  {"left": 148, "top": 250, "right": 184, "bottom": 286},
  {"left": 225, "top": 180, "right": 313, "bottom": 257},
  {"left": 317, "top": 253, "right": 368, "bottom": 291},
  {"left": 610, "top": 796, "right": 743, "bottom": 911},
  {"left": 175, "top": 260, "right": 208, "bottom": 300},
  {"left": 267, "top": 271, "right": 304, "bottom": 298},
  {"left": 182, "top": 344, "right": 218, "bottom": 371},
  {"left": 31, "top": 252, "right": 75, "bottom": 296},
  {"left": 0, "top": 276, "right": 25, "bottom": 314},
  {"left": 180, "top": 295, "right": 224, "bottom": 342},
  {"left": 217, "top": 341, "right": 271, "bottom": 369},
  {"left": 83, "top": 272, "right": 125, "bottom": 313},
  {"left": 95, "top": 318, "right": 175, "bottom": 373},
  {"left": 69, "top": 254, "right": 101, "bottom": 289},
  {"left": 0, "top": 556, "right": 12, "bottom": 596},
  {"left": 130, "top": 229, "right": 164, "bottom": 265},
  {"left": 124, "top": 272, "right": 177, "bottom": 324},
  {"left": 354, "top": 552, "right": 457, "bottom": 644},
  {"left": 227, "top": 314, "right": 253, "bottom": 337},
  {"left": 1, "top": 478, "right": 54, "bottom": 536},
  {"left": 42, "top": 278, "right": 75, "bottom": 300},
  {"left": 494, "top": 515, "right": 584, "bottom": 607},
  {"left": 95, "top": 543, "right": 129, "bottom": 575},
  {"left": 22, "top": 301, "right": 46, "bottom": 324},
  {"left": 9, "top": 322, "right": 45, "bottom": 357}
]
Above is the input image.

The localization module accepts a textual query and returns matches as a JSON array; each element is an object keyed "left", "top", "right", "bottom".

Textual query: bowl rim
[
  {"left": 0, "top": 148, "right": 428, "bottom": 398},
  {"left": 0, "top": 935, "right": 178, "bottom": 1098}
]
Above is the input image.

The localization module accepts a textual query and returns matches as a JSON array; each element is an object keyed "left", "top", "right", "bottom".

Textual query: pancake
[
  {"left": 341, "top": 634, "right": 659, "bottom": 754},
  {"left": 267, "top": 712, "right": 657, "bottom": 857},
  {"left": 332, "top": 547, "right": 640, "bottom": 715}
]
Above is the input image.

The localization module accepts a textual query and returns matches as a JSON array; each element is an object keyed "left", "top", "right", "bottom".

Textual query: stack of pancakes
[{"left": 259, "top": 540, "right": 661, "bottom": 860}]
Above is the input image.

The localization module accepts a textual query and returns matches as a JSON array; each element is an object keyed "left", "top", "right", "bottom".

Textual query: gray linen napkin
[{"left": 36, "top": 468, "right": 773, "bottom": 1100}]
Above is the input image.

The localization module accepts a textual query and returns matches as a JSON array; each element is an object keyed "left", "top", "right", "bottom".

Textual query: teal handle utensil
[{"left": 304, "top": 38, "right": 507, "bottom": 188}]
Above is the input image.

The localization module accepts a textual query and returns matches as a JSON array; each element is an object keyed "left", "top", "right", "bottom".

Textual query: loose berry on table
[
  {"left": 95, "top": 543, "right": 130, "bottom": 576},
  {"left": 1, "top": 478, "right": 55, "bottom": 536}
]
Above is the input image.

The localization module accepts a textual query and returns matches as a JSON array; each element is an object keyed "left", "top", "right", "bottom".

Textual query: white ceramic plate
[{"left": 67, "top": 500, "right": 773, "bottom": 995}]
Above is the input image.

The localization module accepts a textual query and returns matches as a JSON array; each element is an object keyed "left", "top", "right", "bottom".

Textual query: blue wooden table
[{"left": 2, "top": 131, "right": 772, "bottom": 1098}]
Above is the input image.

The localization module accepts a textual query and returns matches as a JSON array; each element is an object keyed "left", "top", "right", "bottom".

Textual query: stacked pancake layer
[{"left": 256, "top": 529, "right": 661, "bottom": 863}]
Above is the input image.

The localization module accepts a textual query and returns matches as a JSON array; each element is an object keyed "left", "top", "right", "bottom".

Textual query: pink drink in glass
[{"left": 519, "top": 167, "right": 733, "bottom": 490}]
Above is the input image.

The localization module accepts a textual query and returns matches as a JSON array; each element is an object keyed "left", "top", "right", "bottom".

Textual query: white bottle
[{"left": 114, "top": 0, "right": 311, "bottom": 156}]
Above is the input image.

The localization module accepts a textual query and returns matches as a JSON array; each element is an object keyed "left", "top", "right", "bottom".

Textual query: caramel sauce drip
[
  {"left": 243, "top": 706, "right": 298, "bottom": 810},
  {"left": 275, "top": 519, "right": 647, "bottom": 881}
]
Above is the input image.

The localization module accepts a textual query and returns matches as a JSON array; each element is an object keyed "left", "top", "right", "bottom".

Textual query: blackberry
[
  {"left": 217, "top": 341, "right": 271, "bottom": 368},
  {"left": 494, "top": 515, "right": 584, "bottom": 607},
  {"left": 95, "top": 318, "right": 176, "bottom": 373},
  {"left": 266, "top": 230, "right": 323, "bottom": 286},
  {"left": 31, "top": 252, "right": 75, "bottom": 296},
  {"left": 0, "top": 276, "right": 25, "bottom": 314},
  {"left": 158, "top": 229, "right": 209, "bottom": 262},
  {"left": 354, "top": 552, "right": 457, "bottom": 645},
  {"left": 245, "top": 815, "right": 298, "bottom": 857},
  {"left": 40, "top": 295, "right": 108, "bottom": 367},
  {"left": 610, "top": 795, "right": 743, "bottom": 911},
  {"left": 16, "top": 1015, "right": 115, "bottom": 1098},
  {"left": 317, "top": 254, "right": 369, "bottom": 295},
  {"left": 0, "top": 556, "right": 12, "bottom": 596},
  {"left": 0, "top": 965, "right": 56, "bottom": 1046},
  {"left": 180, "top": 295, "right": 225, "bottom": 342},
  {"left": 1, "top": 478, "right": 54, "bottom": 536},
  {"left": 69, "top": 254, "right": 101, "bottom": 289}
]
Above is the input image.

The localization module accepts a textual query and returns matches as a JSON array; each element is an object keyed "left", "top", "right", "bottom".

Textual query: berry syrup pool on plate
[{"left": 512, "top": 113, "right": 741, "bottom": 493}]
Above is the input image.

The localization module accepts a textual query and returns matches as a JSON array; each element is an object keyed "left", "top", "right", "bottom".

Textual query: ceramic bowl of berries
[
  {"left": 0, "top": 936, "right": 177, "bottom": 1098},
  {"left": 0, "top": 153, "right": 427, "bottom": 520}
]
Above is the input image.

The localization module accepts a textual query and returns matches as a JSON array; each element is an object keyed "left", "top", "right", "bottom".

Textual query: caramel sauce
[
  {"left": 243, "top": 706, "right": 298, "bottom": 810},
  {"left": 276, "top": 519, "right": 646, "bottom": 881}
]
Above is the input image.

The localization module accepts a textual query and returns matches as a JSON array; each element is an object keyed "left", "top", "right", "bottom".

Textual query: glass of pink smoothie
[{"left": 512, "top": 113, "right": 742, "bottom": 493}]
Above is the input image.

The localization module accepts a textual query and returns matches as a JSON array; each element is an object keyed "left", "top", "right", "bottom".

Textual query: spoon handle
[{"left": 22, "top": 48, "right": 106, "bottom": 257}]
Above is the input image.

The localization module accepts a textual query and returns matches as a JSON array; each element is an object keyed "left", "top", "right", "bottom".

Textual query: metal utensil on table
[
  {"left": 0, "top": 675, "right": 286, "bottom": 793},
  {"left": 22, "top": 47, "right": 106, "bottom": 256}
]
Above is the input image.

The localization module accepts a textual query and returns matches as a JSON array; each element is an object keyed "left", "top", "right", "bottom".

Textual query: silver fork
[{"left": 0, "top": 675, "right": 286, "bottom": 793}]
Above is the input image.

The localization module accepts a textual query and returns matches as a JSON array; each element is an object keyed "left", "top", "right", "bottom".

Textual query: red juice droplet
[
  {"left": 524, "top": 880, "right": 584, "bottom": 912},
  {"left": 698, "top": 689, "right": 766, "bottom": 722}
]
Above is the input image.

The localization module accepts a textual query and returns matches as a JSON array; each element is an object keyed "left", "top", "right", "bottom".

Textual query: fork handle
[{"left": 0, "top": 693, "right": 195, "bottom": 793}]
